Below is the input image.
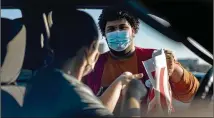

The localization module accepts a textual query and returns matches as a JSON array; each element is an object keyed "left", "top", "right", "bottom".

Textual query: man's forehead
[{"left": 106, "top": 19, "right": 130, "bottom": 27}]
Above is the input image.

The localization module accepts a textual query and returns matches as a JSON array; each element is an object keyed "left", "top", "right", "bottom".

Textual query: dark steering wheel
[{"left": 191, "top": 67, "right": 213, "bottom": 107}]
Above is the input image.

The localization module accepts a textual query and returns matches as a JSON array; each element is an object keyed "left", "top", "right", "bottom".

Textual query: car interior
[{"left": 1, "top": 0, "right": 213, "bottom": 117}]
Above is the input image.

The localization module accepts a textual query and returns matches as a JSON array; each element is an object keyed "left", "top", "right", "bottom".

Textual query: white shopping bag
[{"left": 142, "top": 49, "right": 173, "bottom": 115}]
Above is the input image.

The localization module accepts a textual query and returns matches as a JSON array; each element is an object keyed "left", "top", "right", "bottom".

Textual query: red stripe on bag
[
  {"left": 159, "top": 67, "right": 167, "bottom": 110},
  {"left": 148, "top": 88, "right": 155, "bottom": 101}
]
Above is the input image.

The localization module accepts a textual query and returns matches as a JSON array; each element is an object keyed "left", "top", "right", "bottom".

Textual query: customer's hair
[
  {"left": 98, "top": 6, "right": 140, "bottom": 36},
  {"left": 49, "top": 9, "right": 99, "bottom": 60}
]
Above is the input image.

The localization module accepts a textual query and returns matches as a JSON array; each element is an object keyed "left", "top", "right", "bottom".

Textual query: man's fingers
[
  {"left": 165, "top": 50, "right": 174, "bottom": 57},
  {"left": 166, "top": 53, "right": 172, "bottom": 57},
  {"left": 166, "top": 54, "right": 173, "bottom": 58},
  {"left": 164, "top": 49, "right": 173, "bottom": 54},
  {"left": 130, "top": 73, "right": 144, "bottom": 79},
  {"left": 123, "top": 72, "right": 133, "bottom": 76},
  {"left": 166, "top": 53, "right": 176, "bottom": 63}
]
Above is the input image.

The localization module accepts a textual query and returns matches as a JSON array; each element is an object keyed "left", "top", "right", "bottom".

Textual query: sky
[{"left": 1, "top": 9, "right": 212, "bottom": 65}]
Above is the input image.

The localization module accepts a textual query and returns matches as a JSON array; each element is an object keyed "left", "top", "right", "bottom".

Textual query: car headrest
[{"left": 1, "top": 18, "right": 26, "bottom": 84}]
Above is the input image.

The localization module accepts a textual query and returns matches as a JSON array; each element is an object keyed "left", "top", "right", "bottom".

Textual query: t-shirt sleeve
[
  {"left": 71, "top": 81, "right": 114, "bottom": 117},
  {"left": 170, "top": 62, "right": 200, "bottom": 103}
]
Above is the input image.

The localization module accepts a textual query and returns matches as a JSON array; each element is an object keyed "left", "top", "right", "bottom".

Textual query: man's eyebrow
[
  {"left": 106, "top": 26, "right": 115, "bottom": 28},
  {"left": 119, "top": 24, "right": 128, "bottom": 27}
]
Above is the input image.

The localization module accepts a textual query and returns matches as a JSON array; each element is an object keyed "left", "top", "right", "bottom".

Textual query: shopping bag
[{"left": 142, "top": 49, "right": 173, "bottom": 115}]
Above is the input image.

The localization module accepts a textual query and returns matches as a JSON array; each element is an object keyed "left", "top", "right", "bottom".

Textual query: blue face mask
[{"left": 106, "top": 30, "right": 131, "bottom": 52}]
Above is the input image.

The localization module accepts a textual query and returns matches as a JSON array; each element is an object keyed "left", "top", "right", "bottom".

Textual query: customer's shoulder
[
  {"left": 61, "top": 72, "right": 81, "bottom": 85},
  {"left": 62, "top": 73, "right": 95, "bottom": 95}
]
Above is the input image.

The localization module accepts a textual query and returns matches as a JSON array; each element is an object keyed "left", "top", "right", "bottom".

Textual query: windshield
[
  {"left": 80, "top": 9, "right": 211, "bottom": 73},
  {"left": 2, "top": 8, "right": 211, "bottom": 73}
]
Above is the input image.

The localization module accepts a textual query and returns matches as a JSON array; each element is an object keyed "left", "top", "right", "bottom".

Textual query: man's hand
[{"left": 164, "top": 50, "right": 176, "bottom": 77}]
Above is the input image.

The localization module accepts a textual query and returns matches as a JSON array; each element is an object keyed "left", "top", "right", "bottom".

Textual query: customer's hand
[{"left": 115, "top": 72, "right": 143, "bottom": 90}]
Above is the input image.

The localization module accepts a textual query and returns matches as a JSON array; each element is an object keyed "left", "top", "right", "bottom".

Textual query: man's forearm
[
  {"left": 99, "top": 80, "right": 123, "bottom": 113},
  {"left": 169, "top": 63, "right": 199, "bottom": 102}
]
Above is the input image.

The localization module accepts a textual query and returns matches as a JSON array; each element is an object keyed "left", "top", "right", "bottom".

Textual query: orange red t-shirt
[{"left": 101, "top": 52, "right": 138, "bottom": 87}]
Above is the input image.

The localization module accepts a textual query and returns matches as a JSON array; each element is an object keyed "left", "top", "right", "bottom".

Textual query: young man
[{"left": 83, "top": 7, "right": 200, "bottom": 113}]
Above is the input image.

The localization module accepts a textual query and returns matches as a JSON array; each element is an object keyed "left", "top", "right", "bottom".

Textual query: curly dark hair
[{"left": 98, "top": 6, "right": 140, "bottom": 36}]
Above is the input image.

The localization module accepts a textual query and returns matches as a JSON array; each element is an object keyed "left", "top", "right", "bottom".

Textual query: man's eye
[
  {"left": 119, "top": 26, "right": 129, "bottom": 30},
  {"left": 107, "top": 27, "right": 116, "bottom": 32}
]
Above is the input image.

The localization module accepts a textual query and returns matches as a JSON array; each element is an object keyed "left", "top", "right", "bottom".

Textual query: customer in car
[
  {"left": 83, "top": 6, "right": 200, "bottom": 113},
  {"left": 22, "top": 9, "right": 144, "bottom": 117}
]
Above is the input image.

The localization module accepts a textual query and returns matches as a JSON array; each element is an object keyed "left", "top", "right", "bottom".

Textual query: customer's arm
[{"left": 99, "top": 79, "right": 123, "bottom": 113}]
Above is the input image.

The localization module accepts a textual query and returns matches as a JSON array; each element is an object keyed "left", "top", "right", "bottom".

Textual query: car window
[
  {"left": 82, "top": 9, "right": 212, "bottom": 73},
  {"left": 1, "top": 9, "right": 22, "bottom": 19}
]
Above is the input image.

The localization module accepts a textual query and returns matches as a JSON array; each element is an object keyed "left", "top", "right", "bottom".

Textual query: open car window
[{"left": 82, "top": 9, "right": 212, "bottom": 74}]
